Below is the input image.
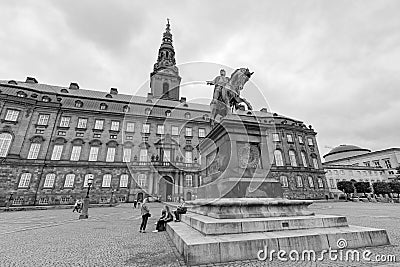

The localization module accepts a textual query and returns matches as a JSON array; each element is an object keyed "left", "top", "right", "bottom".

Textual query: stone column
[
  {"left": 173, "top": 172, "right": 179, "bottom": 196},
  {"left": 153, "top": 174, "right": 159, "bottom": 196},
  {"left": 148, "top": 172, "right": 153, "bottom": 195},
  {"left": 194, "top": 173, "right": 199, "bottom": 188},
  {"left": 180, "top": 172, "right": 184, "bottom": 196}
]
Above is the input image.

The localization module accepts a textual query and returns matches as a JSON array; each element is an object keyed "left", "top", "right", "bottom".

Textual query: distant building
[
  {"left": 0, "top": 21, "right": 328, "bottom": 206},
  {"left": 323, "top": 145, "right": 399, "bottom": 197}
]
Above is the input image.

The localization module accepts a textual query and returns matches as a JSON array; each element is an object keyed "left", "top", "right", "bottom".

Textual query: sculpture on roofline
[{"left": 207, "top": 68, "right": 253, "bottom": 127}]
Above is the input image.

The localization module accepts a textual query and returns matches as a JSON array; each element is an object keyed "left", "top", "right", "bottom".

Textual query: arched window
[
  {"left": 123, "top": 147, "right": 132, "bottom": 163},
  {"left": 75, "top": 100, "right": 83, "bottom": 108},
  {"left": 106, "top": 147, "right": 116, "bottom": 162},
  {"left": 120, "top": 174, "right": 129, "bottom": 188},
  {"left": 123, "top": 105, "right": 130, "bottom": 113},
  {"left": 184, "top": 112, "right": 191, "bottom": 119},
  {"left": 308, "top": 176, "right": 315, "bottom": 188},
  {"left": 317, "top": 178, "right": 324, "bottom": 188},
  {"left": 44, "top": 173, "right": 56, "bottom": 188},
  {"left": 274, "top": 150, "right": 284, "bottom": 166},
  {"left": 300, "top": 151, "right": 308, "bottom": 167},
  {"left": 165, "top": 110, "right": 171, "bottom": 117},
  {"left": 102, "top": 174, "right": 112, "bottom": 187},
  {"left": 18, "top": 173, "right": 31, "bottom": 188},
  {"left": 0, "top": 133, "right": 13, "bottom": 157},
  {"left": 312, "top": 156, "right": 319, "bottom": 169},
  {"left": 64, "top": 174, "right": 75, "bottom": 188},
  {"left": 100, "top": 103, "right": 108, "bottom": 110},
  {"left": 185, "top": 175, "right": 193, "bottom": 187},
  {"left": 51, "top": 144, "right": 64, "bottom": 161},
  {"left": 296, "top": 176, "right": 303, "bottom": 187},
  {"left": 83, "top": 174, "right": 94, "bottom": 187},
  {"left": 163, "top": 82, "right": 169, "bottom": 95},
  {"left": 138, "top": 174, "right": 146, "bottom": 187},
  {"left": 280, "top": 176, "right": 288, "bottom": 187},
  {"left": 288, "top": 150, "right": 297, "bottom": 167}
]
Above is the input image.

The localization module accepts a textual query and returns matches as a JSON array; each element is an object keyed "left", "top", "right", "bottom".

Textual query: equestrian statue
[{"left": 207, "top": 68, "right": 254, "bottom": 127}]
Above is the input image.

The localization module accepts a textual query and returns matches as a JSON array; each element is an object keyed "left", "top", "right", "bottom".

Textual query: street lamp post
[
  {"left": 5, "top": 193, "right": 13, "bottom": 211},
  {"left": 79, "top": 177, "right": 94, "bottom": 219},
  {"left": 110, "top": 188, "right": 116, "bottom": 206}
]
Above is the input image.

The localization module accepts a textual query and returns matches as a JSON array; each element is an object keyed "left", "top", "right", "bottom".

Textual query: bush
[
  {"left": 354, "top": 182, "right": 372, "bottom": 197},
  {"left": 337, "top": 181, "right": 354, "bottom": 200}
]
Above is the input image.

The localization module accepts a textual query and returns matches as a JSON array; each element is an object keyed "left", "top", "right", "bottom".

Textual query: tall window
[
  {"left": 139, "top": 149, "right": 148, "bottom": 162},
  {"left": 111, "top": 121, "right": 120, "bottom": 131},
  {"left": 317, "top": 178, "right": 324, "bottom": 188},
  {"left": 298, "top": 136, "right": 304, "bottom": 144},
  {"left": 0, "top": 133, "right": 12, "bottom": 157},
  {"left": 126, "top": 122, "right": 135, "bottom": 132},
  {"left": 77, "top": 118, "right": 88, "bottom": 129},
  {"left": 5, "top": 109, "right": 20, "bottom": 121},
  {"left": 83, "top": 174, "right": 94, "bottom": 187},
  {"left": 307, "top": 138, "right": 314, "bottom": 146},
  {"left": 37, "top": 114, "right": 50, "bottom": 125},
  {"left": 373, "top": 161, "right": 381, "bottom": 167},
  {"left": 280, "top": 175, "right": 288, "bottom": 187},
  {"left": 89, "top": 146, "right": 99, "bottom": 161},
  {"left": 384, "top": 159, "right": 392, "bottom": 169},
  {"left": 199, "top": 128, "right": 206, "bottom": 138},
  {"left": 138, "top": 173, "right": 146, "bottom": 187},
  {"left": 296, "top": 176, "right": 303, "bottom": 187},
  {"left": 27, "top": 143, "right": 41, "bottom": 159},
  {"left": 106, "top": 147, "right": 116, "bottom": 162},
  {"left": 274, "top": 150, "right": 284, "bottom": 166},
  {"left": 51, "top": 145, "right": 63, "bottom": 160},
  {"left": 185, "top": 175, "right": 193, "bottom": 187},
  {"left": 308, "top": 176, "right": 314, "bottom": 188},
  {"left": 312, "top": 157, "right": 319, "bottom": 169},
  {"left": 171, "top": 126, "right": 179, "bottom": 136},
  {"left": 94, "top": 119, "right": 104, "bottom": 130},
  {"left": 185, "top": 151, "right": 193, "bottom": 163},
  {"left": 157, "top": 125, "right": 164, "bottom": 135},
  {"left": 300, "top": 151, "right": 308, "bottom": 167},
  {"left": 18, "top": 173, "right": 31, "bottom": 188},
  {"left": 70, "top": 146, "right": 82, "bottom": 161},
  {"left": 288, "top": 150, "right": 297, "bottom": 167},
  {"left": 59, "top": 116, "right": 70, "bottom": 127},
  {"left": 123, "top": 148, "right": 132, "bottom": 162},
  {"left": 102, "top": 174, "right": 112, "bottom": 187},
  {"left": 185, "top": 127, "right": 192, "bottom": 137},
  {"left": 163, "top": 149, "right": 171, "bottom": 162},
  {"left": 287, "top": 134, "right": 293, "bottom": 143},
  {"left": 163, "top": 82, "right": 169, "bottom": 95},
  {"left": 142, "top": 123, "right": 150, "bottom": 133},
  {"left": 120, "top": 174, "right": 128, "bottom": 188},
  {"left": 272, "top": 133, "right": 280, "bottom": 142},
  {"left": 64, "top": 174, "right": 75, "bottom": 187},
  {"left": 43, "top": 173, "right": 56, "bottom": 188}
]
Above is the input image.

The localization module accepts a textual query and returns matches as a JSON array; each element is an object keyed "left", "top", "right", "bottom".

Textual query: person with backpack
[{"left": 139, "top": 198, "right": 151, "bottom": 233}]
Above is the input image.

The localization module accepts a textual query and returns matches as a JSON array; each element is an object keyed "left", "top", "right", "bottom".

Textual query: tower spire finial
[{"left": 166, "top": 18, "right": 170, "bottom": 32}]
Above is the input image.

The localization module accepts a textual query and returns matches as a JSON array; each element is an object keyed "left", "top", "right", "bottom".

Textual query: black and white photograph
[{"left": 0, "top": 1, "right": 399, "bottom": 266}]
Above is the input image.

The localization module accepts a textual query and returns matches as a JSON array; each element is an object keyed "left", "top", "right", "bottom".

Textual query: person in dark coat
[
  {"left": 139, "top": 199, "right": 151, "bottom": 233},
  {"left": 153, "top": 205, "right": 173, "bottom": 232}
]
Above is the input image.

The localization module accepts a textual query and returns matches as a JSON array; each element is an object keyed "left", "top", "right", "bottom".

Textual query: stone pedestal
[{"left": 167, "top": 114, "right": 390, "bottom": 265}]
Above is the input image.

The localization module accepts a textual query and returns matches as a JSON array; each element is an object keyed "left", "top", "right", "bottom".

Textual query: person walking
[
  {"left": 72, "top": 199, "right": 82, "bottom": 213},
  {"left": 139, "top": 198, "right": 151, "bottom": 233},
  {"left": 133, "top": 199, "right": 137, "bottom": 209}
]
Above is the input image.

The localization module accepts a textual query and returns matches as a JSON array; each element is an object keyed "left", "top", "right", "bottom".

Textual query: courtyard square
[{"left": 0, "top": 201, "right": 398, "bottom": 267}]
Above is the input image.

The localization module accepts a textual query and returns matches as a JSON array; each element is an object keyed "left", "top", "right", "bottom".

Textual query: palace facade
[{"left": 0, "top": 21, "right": 328, "bottom": 206}]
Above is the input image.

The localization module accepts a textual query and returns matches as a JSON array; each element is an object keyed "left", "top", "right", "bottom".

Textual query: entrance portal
[
  {"left": 159, "top": 176, "right": 174, "bottom": 202},
  {"left": 186, "top": 191, "right": 192, "bottom": 201}
]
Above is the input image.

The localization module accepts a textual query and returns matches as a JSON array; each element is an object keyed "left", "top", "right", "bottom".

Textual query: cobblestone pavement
[{"left": 0, "top": 201, "right": 399, "bottom": 267}]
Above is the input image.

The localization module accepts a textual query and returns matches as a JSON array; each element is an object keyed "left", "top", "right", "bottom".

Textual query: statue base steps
[{"left": 167, "top": 198, "right": 390, "bottom": 265}]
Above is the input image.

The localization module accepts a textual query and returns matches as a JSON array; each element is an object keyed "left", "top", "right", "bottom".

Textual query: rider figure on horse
[{"left": 207, "top": 69, "right": 230, "bottom": 106}]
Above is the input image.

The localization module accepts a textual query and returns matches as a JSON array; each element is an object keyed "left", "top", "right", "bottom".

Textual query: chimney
[
  {"left": 110, "top": 88, "right": 118, "bottom": 95},
  {"left": 26, "top": 77, "right": 38, "bottom": 84},
  {"left": 69, "top": 82, "right": 79, "bottom": 90},
  {"left": 147, "top": 92, "right": 153, "bottom": 99},
  {"left": 180, "top": 97, "right": 187, "bottom": 103}
]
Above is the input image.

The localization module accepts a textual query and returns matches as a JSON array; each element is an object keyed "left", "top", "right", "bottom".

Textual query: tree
[
  {"left": 354, "top": 182, "right": 372, "bottom": 197},
  {"left": 372, "top": 182, "right": 392, "bottom": 197},
  {"left": 389, "top": 181, "right": 400, "bottom": 199},
  {"left": 337, "top": 181, "right": 354, "bottom": 200}
]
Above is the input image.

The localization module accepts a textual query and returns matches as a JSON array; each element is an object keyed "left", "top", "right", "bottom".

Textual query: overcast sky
[{"left": 1, "top": 0, "right": 399, "bottom": 158}]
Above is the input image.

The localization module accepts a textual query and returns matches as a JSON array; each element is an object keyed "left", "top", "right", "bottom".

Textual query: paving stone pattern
[{"left": 0, "top": 201, "right": 399, "bottom": 267}]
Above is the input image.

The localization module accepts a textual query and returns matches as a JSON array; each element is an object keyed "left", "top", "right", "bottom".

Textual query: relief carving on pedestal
[{"left": 238, "top": 142, "right": 260, "bottom": 169}]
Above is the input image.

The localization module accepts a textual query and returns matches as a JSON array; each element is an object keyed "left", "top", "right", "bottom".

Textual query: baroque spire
[{"left": 153, "top": 18, "right": 177, "bottom": 73}]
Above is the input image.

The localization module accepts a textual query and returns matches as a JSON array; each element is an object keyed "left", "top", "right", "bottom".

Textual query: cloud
[{"left": 0, "top": 0, "right": 399, "bottom": 157}]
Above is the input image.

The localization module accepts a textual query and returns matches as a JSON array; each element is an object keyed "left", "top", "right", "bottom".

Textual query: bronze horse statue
[{"left": 209, "top": 68, "right": 254, "bottom": 126}]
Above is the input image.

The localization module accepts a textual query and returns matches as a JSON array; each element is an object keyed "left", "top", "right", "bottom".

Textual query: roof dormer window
[
  {"left": 75, "top": 100, "right": 83, "bottom": 108},
  {"left": 42, "top": 96, "right": 51, "bottom": 102},
  {"left": 17, "top": 91, "right": 27, "bottom": 98},
  {"left": 100, "top": 103, "right": 108, "bottom": 110}
]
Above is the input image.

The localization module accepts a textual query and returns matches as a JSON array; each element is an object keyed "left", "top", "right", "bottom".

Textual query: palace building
[{"left": 0, "top": 21, "right": 328, "bottom": 206}]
